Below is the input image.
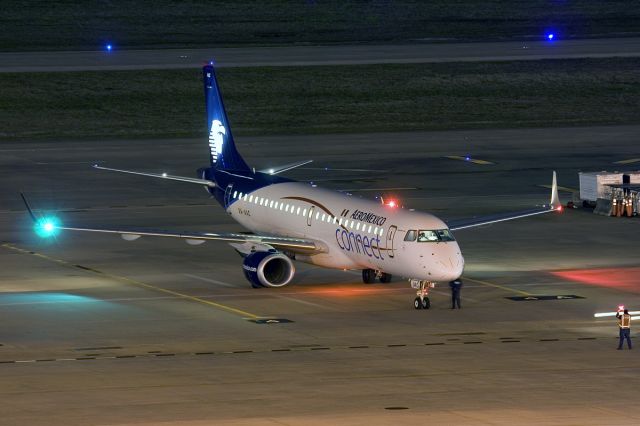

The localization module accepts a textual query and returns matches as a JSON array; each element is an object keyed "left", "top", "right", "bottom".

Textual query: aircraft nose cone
[
  {"left": 431, "top": 246, "right": 464, "bottom": 281},
  {"left": 439, "top": 254, "right": 464, "bottom": 280}
]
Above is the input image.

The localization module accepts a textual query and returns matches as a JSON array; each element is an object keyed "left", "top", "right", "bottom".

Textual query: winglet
[
  {"left": 20, "top": 192, "right": 37, "bottom": 222},
  {"left": 550, "top": 171, "right": 561, "bottom": 211}
]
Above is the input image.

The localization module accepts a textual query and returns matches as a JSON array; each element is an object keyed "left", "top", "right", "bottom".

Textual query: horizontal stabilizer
[
  {"left": 93, "top": 165, "right": 216, "bottom": 187},
  {"left": 259, "top": 160, "right": 313, "bottom": 175}
]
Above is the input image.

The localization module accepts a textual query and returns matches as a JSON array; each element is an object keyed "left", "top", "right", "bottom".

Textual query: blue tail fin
[{"left": 203, "top": 64, "right": 251, "bottom": 172}]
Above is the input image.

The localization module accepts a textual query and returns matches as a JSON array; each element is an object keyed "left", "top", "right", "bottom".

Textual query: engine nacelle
[{"left": 242, "top": 251, "right": 295, "bottom": 288}]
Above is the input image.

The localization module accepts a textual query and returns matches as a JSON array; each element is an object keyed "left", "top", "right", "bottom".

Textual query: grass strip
[
  {"left": 1, "top": 58, "right": 639, "bottom": 140},
  {"left": 2, "top": 1, "right": 640, "bottom": 51}
]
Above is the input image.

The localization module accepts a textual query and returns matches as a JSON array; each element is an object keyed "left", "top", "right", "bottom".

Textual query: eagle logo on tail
[{"left": 208, "top": 119, "right": 226, "bottom": 164}]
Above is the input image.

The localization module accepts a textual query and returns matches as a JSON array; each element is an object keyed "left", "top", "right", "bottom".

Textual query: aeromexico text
[{"left": 350, "top": 209, "right": 387, "bottom": 226}]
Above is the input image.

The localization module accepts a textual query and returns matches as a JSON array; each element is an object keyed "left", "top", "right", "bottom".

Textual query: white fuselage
[{"left": 227, "top": 181, "right": 464, "bottom": 282}]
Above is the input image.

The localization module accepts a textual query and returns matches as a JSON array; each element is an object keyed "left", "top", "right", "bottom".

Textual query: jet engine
[{"left": 242, "top": 251, "right": 295, "bottom": 288}]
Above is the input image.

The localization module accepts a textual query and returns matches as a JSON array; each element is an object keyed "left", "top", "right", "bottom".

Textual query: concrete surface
[
  {"left": 2, "top": 37, "right": 640, "bottom": 72},
  {"left": 1, "top": 126, "right": 639, "bottom": 425}
]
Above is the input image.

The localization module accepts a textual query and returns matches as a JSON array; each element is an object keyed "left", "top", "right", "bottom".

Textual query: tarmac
[
  {"left": 1, "top": 125, "right": 639, "bottom": 425},
  {"left": 2, "top": 37, "right": 640, "bottom": 72}
]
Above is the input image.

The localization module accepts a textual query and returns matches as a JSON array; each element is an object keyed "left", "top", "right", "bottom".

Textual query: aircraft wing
[
  {"left": 20, "top": 194, "right": 325, "bottom": 255},
  {"left": 447, "top": 171, "right": 562, "bottom": 231}
]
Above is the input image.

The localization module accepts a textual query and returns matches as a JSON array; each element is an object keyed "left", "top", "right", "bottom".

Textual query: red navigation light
[
  {"left": 387, "top": 200, "right": 397, "bottom": 208},
  {"left": 557, "top": 205, "right": 563, "bottom": 212},
  {"left": 619, "top": 305, "right": 625, "bottom": 311}
]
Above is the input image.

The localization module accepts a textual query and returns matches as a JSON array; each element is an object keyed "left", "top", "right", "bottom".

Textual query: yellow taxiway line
[
  {"left": 613, "top": 158, "right": 640, "bottom": 165},
  {"left": 1, "top": 243, "right": 260, "bottom": 319},
  {"left": 538, "top": 184, "right": 578, "bottom": 193},
  {"left": 445, "top": 155, "right": 494, "bottom": 165},
  {"left": 462, "top": 276, "right": 531, "bottom": 296}
]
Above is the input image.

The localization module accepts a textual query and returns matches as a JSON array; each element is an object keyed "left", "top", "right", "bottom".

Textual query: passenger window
[{"left": 404, "top": 230, "right": 417, "bottom": 241}]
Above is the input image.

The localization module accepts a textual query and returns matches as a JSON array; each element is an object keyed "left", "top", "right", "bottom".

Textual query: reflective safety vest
[{"left": 618, "top": 314, "right": 631, "bottom": 329}]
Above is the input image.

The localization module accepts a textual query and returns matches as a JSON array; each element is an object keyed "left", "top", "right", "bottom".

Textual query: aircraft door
[
  {"left": 224, "top": 183, "right": 234, "bottom": 208},
  {"left": 386, "top": 225, "right": 398, "bottom": 258},
  {"left": 307, "top": 206, "right": 315, "bottom": 226}
]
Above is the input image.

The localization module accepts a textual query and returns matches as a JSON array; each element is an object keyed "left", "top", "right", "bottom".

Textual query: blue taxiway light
[
  {"left": 106, "top": 44, "right": 113, "bottom": 52},
  {"left": 34, "top": 216, "right": 61, "bottom": 238},
  {"left": 546, "top": 33, "right": 555, "bottom": 41}
]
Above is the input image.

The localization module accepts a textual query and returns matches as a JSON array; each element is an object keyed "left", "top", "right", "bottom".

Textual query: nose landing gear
[{"left": 411, "top": 279, "right": 435, "bottom": 310}]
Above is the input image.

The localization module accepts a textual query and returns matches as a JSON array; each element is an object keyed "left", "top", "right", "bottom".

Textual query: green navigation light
[{"left": 35, "top": 216, "right": 61, "bottom": 238}]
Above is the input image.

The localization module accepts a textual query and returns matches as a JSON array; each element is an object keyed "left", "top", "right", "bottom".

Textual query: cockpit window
[
  {"left": 417, "top": 229, "right": 455, "bottom": 242},
  {"left": 404, "top": 230, "right": 417, "bottom": 241}
]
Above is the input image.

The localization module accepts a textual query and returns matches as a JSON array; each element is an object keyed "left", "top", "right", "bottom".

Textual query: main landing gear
[
  {"left": 362, "top": 269, "right": 392, "bottom": 284},
  {"left": 411, "top": 279, "right": 435, "bottom": 310}
]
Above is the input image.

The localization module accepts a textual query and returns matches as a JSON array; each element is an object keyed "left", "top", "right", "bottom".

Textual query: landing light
[
  {"left": 35, "top": 216, "right": 61, "bottom": 238},
  {"left": 162, "top": 172, "right": 167, "bottom": 177}
]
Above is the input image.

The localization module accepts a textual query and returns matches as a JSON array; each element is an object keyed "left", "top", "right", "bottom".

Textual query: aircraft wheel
[
  {"left": 421, "top": 297, "right": 430, "bottom": 310},
  {"left": 362, "top": 269, "right": 375, "bottom": 284},
  {"left": 414, "top": 297, "right": 422, "bottom": 310},
  {"left": 380, "top": 273, "right": 392, "bottom": 283}
]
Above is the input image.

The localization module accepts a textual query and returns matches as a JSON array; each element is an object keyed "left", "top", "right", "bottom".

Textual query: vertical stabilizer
[{"left": 203, "top": 64, "right": 251, "bottom": 172}]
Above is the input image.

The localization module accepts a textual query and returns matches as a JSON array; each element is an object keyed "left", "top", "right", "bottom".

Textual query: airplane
[{"left": 23, "top": 63, "right": 562, "bottom": 310}]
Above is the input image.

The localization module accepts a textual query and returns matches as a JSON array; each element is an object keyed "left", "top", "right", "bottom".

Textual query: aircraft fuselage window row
[
  {"left": 231, "top": 190, "right": 385, "bottom": 237},
  {"left": 404, "top": 229, "right": 456, "bottom": 242}
]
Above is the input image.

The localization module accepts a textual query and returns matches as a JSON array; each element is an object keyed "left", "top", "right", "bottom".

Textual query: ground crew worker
[
  {"left": 449, "top": 279, "right": 463, "bottom": 309},
  {"left": 616, "top": 309, "right": 632, "bottom": 350}
]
